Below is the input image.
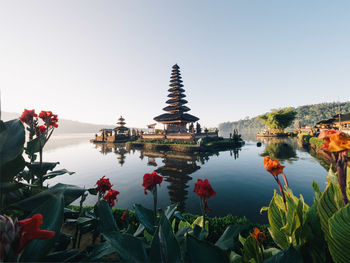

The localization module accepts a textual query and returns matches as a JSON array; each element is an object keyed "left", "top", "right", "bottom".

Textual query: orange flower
[
  {"left": 251, "top": 227, "right": 266, "bottom": 245},
  {"left": 263, "top": 156, "right": 285, "bottom": 176},
  {"left": 318, "top": 129, "right": 350, "bottom": 152}
]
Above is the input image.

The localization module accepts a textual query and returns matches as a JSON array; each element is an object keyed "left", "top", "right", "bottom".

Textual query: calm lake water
[{"left": 45, "top": 133, "right": 328, "bottom": 223}]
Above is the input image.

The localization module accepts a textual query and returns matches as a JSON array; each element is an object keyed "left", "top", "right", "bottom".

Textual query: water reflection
[
  {"left": 94, "top": 143, "right": 128, "bottom": 166},
  {"left": 259, "top": 138, "right": 298, "bottom": 163},
  {"left": 92, "top": 142, "right": 242, "bottom": 212}
]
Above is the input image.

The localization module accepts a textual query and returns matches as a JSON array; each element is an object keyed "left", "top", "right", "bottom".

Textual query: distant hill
[
  {"left": 219, "top": 101, "right": 350, "bottom": 135},
  {"left": 2, "top": 112, "right": 115, "bottom": 134}
]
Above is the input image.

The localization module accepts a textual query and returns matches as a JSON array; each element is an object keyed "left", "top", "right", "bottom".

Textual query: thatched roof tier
[
  {"left": 163, "top": 105, "right": 190, "bottom": 112},
  {"left": 168, "top": 87, "right": 185, "bottom": 93},
  {"left": 154, "top": 113, "right": 199, "bottom": 123},
  {"left": 167, "top": 93, "right": 186, "bottom": 98},
  {"left": 166, "top": 98, "right": 188, "bottom": 104},
  {"left": 115, "top": 126, "right": 128, "bottom": 131},
  {"left": 316, "top": 119, "right": 335, "bottom": 125},
  {"left": 333, "top": 113, "right": 350, "bottom": 122},
  {"left": 169, "top": 83, "right": 183, "bottom": 87},
  {"left": 170, "top": 79, "right": 183, "bottom": 83}
]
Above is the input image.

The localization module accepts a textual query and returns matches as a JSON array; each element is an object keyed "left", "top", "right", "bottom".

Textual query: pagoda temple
[
  {"left": 114, "top": 116, "right": 128, "bottom": 135},
  {"left": 154, "top": 64, "right": 199, "bottom": 133}
]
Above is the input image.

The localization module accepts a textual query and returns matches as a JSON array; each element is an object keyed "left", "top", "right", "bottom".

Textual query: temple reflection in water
[{"left": 92, "top": 142, "right": 241, "bottom": 212}]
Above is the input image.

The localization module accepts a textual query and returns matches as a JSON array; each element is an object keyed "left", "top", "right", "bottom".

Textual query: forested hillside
[{"left": 219, "top": 102, "right": 350, "bottom": 134}]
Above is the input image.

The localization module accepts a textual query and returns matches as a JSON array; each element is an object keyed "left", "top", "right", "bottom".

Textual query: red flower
[
  {"left": 121, "top": 211, "right": 127, "bottom": 221},
  {"left": 19, "top": 109, "right": 37, "bottom": 125},
  {"left": 194, "top": 179, "right": 216, "bottom": 199},
  {"left": 263, "top": 156, "right": 285, "bottom": 176},
  {"left": 142, "top": 171, "right": 163, "bottom": 194},
  {"left": 96, "top": 176, "right": 113, "bottom": 194},
  {"left": 37, "top": 125, "right": 47, "bottom": 134},
  {"left": 39, "top": 111, "right": 58, "bottom": 128},
  {"left": 17, "top": 214, "right": 55, "bottom": 253},
  {"left": 104, "top": 189, "right": 120, "bottom": 207},
  {"left": 194, "top": 179, "right": 216, "bottom": 212}
]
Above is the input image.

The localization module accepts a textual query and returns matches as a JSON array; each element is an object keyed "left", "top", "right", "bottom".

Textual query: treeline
[{"left": 219, "top": 101, "right": 350, "bottom": 134}]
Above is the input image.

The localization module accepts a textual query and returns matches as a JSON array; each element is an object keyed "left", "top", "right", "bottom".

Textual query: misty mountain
[{"left": 2, "top": 112, "right": 115, "bottom": 134}]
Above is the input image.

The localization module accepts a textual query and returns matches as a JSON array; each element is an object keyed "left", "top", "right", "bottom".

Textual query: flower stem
[
  {"left": 275, "top": 176, "right": 287, "bottom": 212},
  {"left": 259, "top": 243, "right": 264, "bottom": 262},
  {"left": 153, "top": 186, "right": 157, "bottom": 221},
  {"left": 281, "top": 172, "right": 289, "bottom": 188}
]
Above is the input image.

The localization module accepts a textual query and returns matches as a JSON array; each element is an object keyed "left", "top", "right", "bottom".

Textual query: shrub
[{"left": 309, "top": 137, "right": 324, "bottom": 149}]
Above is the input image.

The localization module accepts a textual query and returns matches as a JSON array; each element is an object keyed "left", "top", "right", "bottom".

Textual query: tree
[{"left": 258, "top": 108, "right": 297, "bottom": 133}]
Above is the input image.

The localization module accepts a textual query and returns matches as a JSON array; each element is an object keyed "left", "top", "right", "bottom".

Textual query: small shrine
[{"left": 92, "top": 116, "right": 134, "bottom": 143}]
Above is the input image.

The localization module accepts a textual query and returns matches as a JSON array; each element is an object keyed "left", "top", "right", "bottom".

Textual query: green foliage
[
  {"left": 258, "top": 108, "right": 297, "bottom": 132},
  {"left": 3, "top": 115, "right": 350, "bottom": 262},
  {"left": 0, "top": 119, "right": 25, "bottom": 167},
  {"left": 309, "top": 137, "right": 323, "bottom": 149},
  {"left": 219, "top": 101, "right": 350, "bottom": 134},
  {"left": 298, "top": 133, "right": 312, "bottom": 143}
]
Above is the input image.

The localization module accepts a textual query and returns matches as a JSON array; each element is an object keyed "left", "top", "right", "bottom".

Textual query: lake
[{"left": 45, "top": 133, "right": 328, "bottom": 223}]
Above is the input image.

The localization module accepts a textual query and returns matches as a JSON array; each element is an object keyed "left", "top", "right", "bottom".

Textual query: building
[
  {"left": 154, "top": 64, "right": 199, "bottom": 133},
  {"left": 93, "top": 116, "right": 133, "bottom": 143},
  {"left": 315, "top": 113, "right": 350, "bottom": 132}
]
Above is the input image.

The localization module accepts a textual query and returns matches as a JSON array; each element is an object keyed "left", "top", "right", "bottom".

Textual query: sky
[{"left": 1, "top": 1, "right": 350, "bottom": 128}]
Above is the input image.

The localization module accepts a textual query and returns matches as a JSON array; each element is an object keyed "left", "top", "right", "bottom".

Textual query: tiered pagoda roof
[
  {"left": 154, "top": 64, "right": 199, "bottom": 123},
  {"left": 115, "top": 116, "right": 128, "bottom": 132}
]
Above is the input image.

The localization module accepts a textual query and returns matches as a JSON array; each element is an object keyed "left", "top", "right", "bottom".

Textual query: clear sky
[{"left": 1, "top": 1, "right": 349, "bottom": 128}]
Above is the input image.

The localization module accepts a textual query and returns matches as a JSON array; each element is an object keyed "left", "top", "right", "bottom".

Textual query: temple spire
[{"left": 154, "top": 64, "right": 199, "bottom": 133}]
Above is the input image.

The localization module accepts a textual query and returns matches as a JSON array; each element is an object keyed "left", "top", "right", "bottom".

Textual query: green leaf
[
  {"left": 77, "top": 216, "right": 96, "bottom": 227},
  {"left": 215, "top": 224, "right": 247, "bottom": 251},
  {"left": 164, "top": 203, "right": 178, "bottom": 220},
  {"left": 328, "top": 204, "right": 350, "bottom": 263},
  {"left": 267, "top": 191, "right": 289, "bottom": 249},
  {"left": 326, "top": 168, "right": 338, "bottom": 185},
  {"left": 19, "top": 194, "right": 64, "bottom": 261},
  {"left": 263, "top": 246, "right": 303, "bottom": 263},
  {"left": 54, "top": 232, "right": 72, "bottom": 251},
  {"left": 150, "top": 215, "right": 182, "bottom": 263},
  {"left": 88, "top": 188, "right": 97, "bottom": 195},
  {"left": 187, "top": 235, "right": 228, "bottom": 263},
  {"left": 43, "top": 169, "right": 75, "bottom": 181},
  {"left": 0, "top": 119, "right": 25, "bottom": 166},
  {"left": 260, "top": 206, "right": 268, "bottom": 214},
  {"left": 229, "top": 251, "right": 243, "bottom": 263},
  {"left": 242, "top": 236, "right": 261, "bottom": 263},
  {"left": 0, "top": 181, "right": 36, "bottom": 194},
  {"left": 0, "top": 155, "right": 25, "bottom": 182},
  {"left": 25, "top": 133, "right": 46, "bottom": 155},
  {"left": 317, "top": 182, "right": 344, "bottom": 261},
  {"left": 12, "top": 183, "right": 86, "bottom": 211},
  {"left": 44, "top": 249, "right": 80, "bottom": 262},
  {"left": 103, "top": 231, "right": 148, "bottom": 262},
  {"left": 96, "top": 200, "right": 119, "bottom": 233},
  {"left": 133, "top": 203, "right": 156, "bottom": 234},
  {"left": 312, "top": 181, "right": 322, "bottom": 202},
  {"left": 263, "top": 248, "right": 281, "bottom": 259},
  {"left": 133, "top": 223, "right": 145, "bottom": 237},
  {"left": 85, "top": 242, "right": 117, "bottom": 261},
  {"left": 26, "top": 162, "right": 59, "bottom": 177},
  {"left": 174, "top": 211, "right": 185, "bottom": 221}
]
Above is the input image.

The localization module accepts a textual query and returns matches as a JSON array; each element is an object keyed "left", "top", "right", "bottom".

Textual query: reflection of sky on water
[{"left": 46, "top": 134, "right": 327, "bottom": 224}]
